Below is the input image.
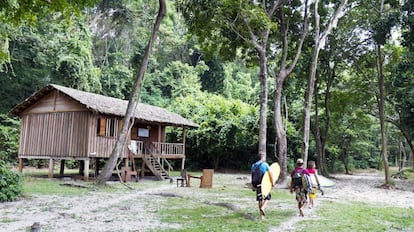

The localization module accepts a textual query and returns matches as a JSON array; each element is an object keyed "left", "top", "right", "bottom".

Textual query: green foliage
[
  {"left": 0, "top": 13, "right": 101, "bottom": 113},
  {"left": 0, "top": 114, "right": 19, "bottom": 164},
  {"left": 401, "top": 0, "right": 414, "bottom": 50},
  {"left": 170, "top": 91, "right": 259, "bottom": 170},
  {"left": 177, "top": 0, "right": 276, "bottom": 63},
  {"left": 1, "top": 0, "right": 412, "bottom": 174},
  {"left": 142, "top": 60, "right": 207, "bottom": 106},
  {"left": 0, "top": 0, "right": 98, "bottom": 66},
  {"left": 0, "top": 161, "right": 23, "bottom": 202}
]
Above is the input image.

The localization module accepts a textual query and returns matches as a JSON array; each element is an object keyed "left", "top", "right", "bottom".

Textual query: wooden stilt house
[{"left": 10, "top": 84, "right": 198, "bottom": 181}]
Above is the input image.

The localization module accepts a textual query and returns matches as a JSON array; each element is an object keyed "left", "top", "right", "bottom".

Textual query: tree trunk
[
  {"left": 96, "top": 0, "right": 166, "bottom": 185},
  {"left": 302, "top": 44, "right": 320, "bottom": 167},
  {"left": 343, "top": 149, "right": 350, "bottom": 174},
  {"left": 301, "top": 0, "right": 348, "bottom": 166},
  {"left": 313, "top": 62, "right": 334, "bottom": 176},
  {"left": 376, "top": 43, "right": 391, "bottom": 185},
  {"left": 313, "top": 78, "right": 324, "bottom": 172},
  {"left": 257, "top": 49, "right": 268, "bottom": 160},
  {"left": 273, "top": 1, "right": 309, "bottom": 183},
  {"left": 274, "top": 71, "right": 288, "bottom": 181}
]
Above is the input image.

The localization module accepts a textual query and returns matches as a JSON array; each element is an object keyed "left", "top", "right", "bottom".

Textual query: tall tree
[
  {"left": 272, "top": 0, "right": 309, "bottom": 182},
  {"left": 177, "top": 0, "right": 281, "bottom": 160},
  {"left": 96, "top": 0, "right": 166, "bottom": 184},
  {"left": 301, "top": 0, "right": 349, "bottom": 166},
  {"left": 369, "top": 0, "right": 400, "bottom": 186}
]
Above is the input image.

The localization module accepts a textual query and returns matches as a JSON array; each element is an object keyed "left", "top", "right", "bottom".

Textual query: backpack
[
  {"left": 251, "top": 162, "right": 263, "bottom": 188},
  {"left": 292, "top": 168, "right": 313, "bottom": 193},
  {"left": 292, "top": 169, "right": 304, "bottom": 188}
]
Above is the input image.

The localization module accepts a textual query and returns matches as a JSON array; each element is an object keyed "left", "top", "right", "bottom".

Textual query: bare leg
[
  {"left": 258, "top": 201, "right": 265, "bottom": 219},
  {"left": 298, "top": 201, "right": 306, "bottom": 217}
]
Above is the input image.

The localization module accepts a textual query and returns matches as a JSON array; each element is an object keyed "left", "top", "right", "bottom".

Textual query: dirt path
[
  {"left": 1, "top": 170, "right": 413, "bottom": 232},
  {"left": 271, "top": 170, "right": 414, "bottom": 231},
  {"left": 0, "top": 180, "right": 182, "bottom": 232}
]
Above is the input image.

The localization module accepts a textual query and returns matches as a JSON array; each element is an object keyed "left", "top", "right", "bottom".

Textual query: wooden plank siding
[
  {"left": 88, "top": 113, "right": 129, "bottom": 158},
  {"left": 18, "top": 112, "right": 89, "bottom": 158}
]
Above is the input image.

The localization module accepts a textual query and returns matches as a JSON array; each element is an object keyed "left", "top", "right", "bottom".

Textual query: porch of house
[{"left": 125, "top": 140, "right": 186, "bottom": 181}]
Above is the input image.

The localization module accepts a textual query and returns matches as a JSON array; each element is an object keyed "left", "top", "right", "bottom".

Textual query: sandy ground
[
  {"left": 0, "top": 170, "right": 413, "bottom": 232},
  {"left": 272, "top": 170, "right": 414, "bottom": 232}
]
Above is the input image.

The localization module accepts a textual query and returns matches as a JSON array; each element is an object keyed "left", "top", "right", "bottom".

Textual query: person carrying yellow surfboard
[{"left": 251, "top": 154, "right": 274, "bottom": 220}]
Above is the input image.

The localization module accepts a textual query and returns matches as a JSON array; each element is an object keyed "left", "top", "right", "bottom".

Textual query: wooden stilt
[
  {"left": 48, "top": 159, "right": 54, "bottom": 178},
  {"left": 84, "top": 159, "right": 89, "bottom": 181},
  {"left": 18, "top": 158, "right": 23, "bottom": 172},
  {"left": 94, "top": 158, "right": 99, "bottom": 177},
  {"left": 181, "top": 157, "right": 186, "bottom": 171},
  {"left": 79, "top": 160, "right": 84, "bottom": 175},
  {"left": 59, "top": 160, "right": 65, "bottom": 176},
  {"left": 141, "top": 160, "right": 145, "bottom": 177}
]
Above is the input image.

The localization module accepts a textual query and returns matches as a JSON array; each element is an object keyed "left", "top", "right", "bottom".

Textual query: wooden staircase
[{"left": 143, "top": 144, "right": 170, "bottom": 180}]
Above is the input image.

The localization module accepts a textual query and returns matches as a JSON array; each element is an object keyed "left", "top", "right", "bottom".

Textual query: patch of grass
[
  {"left": 297, "top": 201, "right": 414, "bottom": 232},
  {"left": 157, "top": 188, "right": 295, "bottom": 232},
  {"left": 0, "top": 217, "right": 17, "bottom": 223},
  {"left": 23, "top": 177, "right": 90, "bottom": 196}
]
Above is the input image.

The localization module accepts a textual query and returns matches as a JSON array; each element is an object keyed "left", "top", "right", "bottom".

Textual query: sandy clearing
[{"left": 1, "top": 170, "right": 413, "bottom": 232}]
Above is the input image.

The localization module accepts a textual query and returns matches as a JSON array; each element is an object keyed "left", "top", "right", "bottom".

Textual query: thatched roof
[{"left": 10, "top": 84, "right": 199, "bottom": 128}]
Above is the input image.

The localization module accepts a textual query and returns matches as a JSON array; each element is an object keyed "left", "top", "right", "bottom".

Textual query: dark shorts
[
  {"left": 256, "top": 184, "right": 271, "bottom": 202},
  {"left": 294, "top": 187, "right": 307, "bottom": 204}
]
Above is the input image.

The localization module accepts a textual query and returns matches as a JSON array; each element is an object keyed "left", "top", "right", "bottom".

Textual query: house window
[
  {"left": 138, "top": 128, "right": 149, "bottom": 137},
  {"left": 97, "top": 117, "right": 122, "bottom": 137}
]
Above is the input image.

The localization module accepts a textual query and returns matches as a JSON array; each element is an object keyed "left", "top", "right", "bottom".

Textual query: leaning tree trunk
[{"left": 96, "top": 0, "right": 166, "bottom": 185}]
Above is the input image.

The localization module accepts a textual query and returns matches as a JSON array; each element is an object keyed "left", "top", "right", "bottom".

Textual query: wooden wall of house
[
  {"left": 89, "top": 114, "right": 129, "bottom": 158},
  {"left": 19, "top": 111, "right": 89, "bottom": 158},
  {"left": 18, "top": 91, "right": 90, "bottom": 158},
  {"left": 130, "top": 123, "right": 166, "bottom": 146},
  {"left": 25, "top": 91, "right": 86, "bottom": 113}
]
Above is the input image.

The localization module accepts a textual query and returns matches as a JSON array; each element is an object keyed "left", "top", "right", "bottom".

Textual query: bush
[
  {"left": 331, "top": 160, "right": 345, "bottom": 173},
  {"left": 0, "top": 114, "right": 20, "bottom": 164},
  {"left": 0, "top": 162, "right": 23, "bottom": 202}
]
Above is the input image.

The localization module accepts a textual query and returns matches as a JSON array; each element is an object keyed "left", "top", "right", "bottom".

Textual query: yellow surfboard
[{"left": 261, "top": 162, "right": 281, "bottom": 198}]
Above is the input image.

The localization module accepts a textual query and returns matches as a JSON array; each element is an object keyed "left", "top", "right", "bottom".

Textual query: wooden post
[
  {"left": 181, "top": 157, "right": 186, "bottom": 171},
  {"left": 94, "top": 158, "right": 99, "bottom": 177},
  {"left": 158, "top": 124, "right": 162, "bottom": 154},
  {"left": 79, "top": 160, "right": 84, "bottom": 175},
  {"left": 60, "top": 160, "right": 65, "bottom": 176},
  {"left": 84, "top": 159, "right": 89, "bottom": 181},
  {"left": 181, "top": 127, "right": 186, "bottom": 170},
  {"left": 141, "top": 160, "right": 145, "bottom": 177},
  {"left": 48, "top": 159, "right": 54, "bottom": 178},
  {"left": 18, "top": 158, "right": 23, "bottom": 172}
]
